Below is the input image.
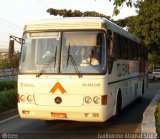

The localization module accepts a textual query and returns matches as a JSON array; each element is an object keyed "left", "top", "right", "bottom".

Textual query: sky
[{"left": 0, "top": 0, "right": 137, "bottom": 49}]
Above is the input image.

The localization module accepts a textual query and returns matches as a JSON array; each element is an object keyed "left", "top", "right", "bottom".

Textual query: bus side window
[
  {"left": 108, "top": 32, "right": 113, "bottom": 57},
  {"left": 107, "top": 30, "right": 114, "bottom": 74},
  {"left": 133, "top": 42, "right": 138, "bottom": 60},
  {"left": 113, "top": 33, "right": 120, "bottom": 59},
  {"left": 120, "top": 36, "right": 128, "bottom": 59},
  {"left": 144, "top": 46, "right": 148, "bottom": 61},
  {"left": 128, "top": 40, "right": 131, "bottom": 59},
  {"left": 140, "top": 45, "right": 144, "bottom": 60}
]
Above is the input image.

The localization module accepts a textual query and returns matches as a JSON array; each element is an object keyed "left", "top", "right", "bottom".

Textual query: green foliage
[
  {"left": 134, "top": 0, "right": 160, "bottom": 52},
  {"left": 47, "top": 0, "right": 138, "bottom": 17},
  {"left": 0, "top": 80, "right": 17, "bottom": 92},
  {"left": 115, "top": 0, "right": 160, "bottom": 65},
  {"left": 10, "top": 52, "right": 20, "bottom": 70},
  {"left": 0, "top": 89, "right": 17, "bottom": 113},
  {"left": 148, "top": 53, "right": 160, "bottom": 66},
  {"left": 114, "top": 17, "right": 129, "bottom": 28},
  {"left": 0, "top": 52, "right": 20, "bottom": 70},
  {"left": 47, "top": 8, "right": 110, "bottom": 19},
  {"left": 0, "top": 59, "right": 11, "bottom": 69},
  {"left": 156, "top": 102, "right": 160, "bottom": 134},
  {"left": 46, "top": 0, "right": 140, "bottom": 16},
  {"left": 111, "top": 0, "right": 135, "bottom": 15}
]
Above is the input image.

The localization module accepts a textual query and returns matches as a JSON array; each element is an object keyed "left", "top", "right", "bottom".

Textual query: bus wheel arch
[
  {"left": 140, "top": 80, "right": 145, "bottom": 102},
  {"left": 115, "top": 89, "right": 122, "bottom": 116},
  {"left": 142, "top": 80, "right": 144, "bottom": 95}
]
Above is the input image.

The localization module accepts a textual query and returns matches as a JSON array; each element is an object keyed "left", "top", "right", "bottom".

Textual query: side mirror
[{"left": 8, "top": 40, "right": 14, "bottom": 59}]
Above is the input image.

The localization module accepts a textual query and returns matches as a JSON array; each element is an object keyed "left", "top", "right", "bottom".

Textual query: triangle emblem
[{"left": 50, "top": 82, "right": 66, "bottom": 94}]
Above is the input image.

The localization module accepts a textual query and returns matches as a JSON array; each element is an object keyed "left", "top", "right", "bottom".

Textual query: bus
[{"left": 15, "top": 17, "right": 148, "bottom": 122}]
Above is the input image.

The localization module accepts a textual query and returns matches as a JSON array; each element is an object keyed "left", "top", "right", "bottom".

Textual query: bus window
[
  {"left": 61, "top": 31, "right": 106, "bottom": 74},
  {"left": 113, "top": 32, "right": 120, "bottom": 59},
  {"left": 121, "top": 36, "right": 128, "bottom": 59},
  {"left": 107, "top": 31, "right": 114, "bottom": 74},
  {"left": 144, "top": 46, "right": 148, "bottom": 61},
  {"left": 132, "top": 42, "right": 137, "bottom": 60},
  {"left": 19, "top": 32, "right": 61, "bottom": 73}
]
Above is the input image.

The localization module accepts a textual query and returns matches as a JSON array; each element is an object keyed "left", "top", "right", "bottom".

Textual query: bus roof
[
  {"left": 25, "top": 17, "right": 140, "bottom": 43},
  {"left": 25, "top": 17, "right": 105, "bottom": 30}
]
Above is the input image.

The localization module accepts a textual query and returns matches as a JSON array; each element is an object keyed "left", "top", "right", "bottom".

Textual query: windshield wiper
[
  {"left": 36, "top": 46, "right": 57, "bottom": 77},
  {"left": 66, "top": 43, "right": 82, "bottom": 78}
]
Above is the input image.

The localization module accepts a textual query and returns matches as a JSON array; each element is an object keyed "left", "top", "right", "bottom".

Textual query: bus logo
[
  {"left": 50, "top": 82, "right": 66, "bottom": 94},
  {"left": 55, "top": 96, "right": 62, "bottom": 104}
]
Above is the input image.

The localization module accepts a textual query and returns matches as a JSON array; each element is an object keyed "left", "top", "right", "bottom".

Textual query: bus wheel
[
  {"left": 114, "top": 92, "right": 122, "bottom": 120},
  {"left": 138, "top": 81, "right": 144, "bottom": 103},
  {"left": 45, "top": 120, "right": 53, "bottom": 123}
]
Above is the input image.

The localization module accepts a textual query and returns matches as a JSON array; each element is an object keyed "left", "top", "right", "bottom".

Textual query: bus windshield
[{"left": 19, "top": 31, "right": 106, "bottom": 75}]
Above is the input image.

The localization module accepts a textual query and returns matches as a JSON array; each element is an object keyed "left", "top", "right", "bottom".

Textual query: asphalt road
[{"left": 0, "top": 80, "right": 160, "bottom": 139}]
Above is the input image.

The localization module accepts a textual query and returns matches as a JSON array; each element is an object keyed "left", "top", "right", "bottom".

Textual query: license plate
[{"left": 51, "top": 112, "right": 67, "bottom": 119}]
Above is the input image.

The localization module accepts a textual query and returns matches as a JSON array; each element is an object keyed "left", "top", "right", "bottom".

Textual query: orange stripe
[{"left": 50, "top": 82, "right": 66, "bottom": 94}]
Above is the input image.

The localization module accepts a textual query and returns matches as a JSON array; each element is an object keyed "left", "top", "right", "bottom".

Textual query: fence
[{"left": 0, "top": 68, "right": 17, "bottom": 78}]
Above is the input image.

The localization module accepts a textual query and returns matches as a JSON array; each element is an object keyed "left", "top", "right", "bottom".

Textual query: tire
[
  {"left": 114, "top": 92, "right": 122, "bottom": 119},
  {"left": 45, "top": 120, "right": 53, "bottom": 123},
  {"left": 138, "top": 81, "right": 144, "bottom": 103},
  {"left": 116, "top": 93, "right": 122, "bottom": 115},
  {"left": 153, "top": 76, "right": 155, "bottom": 81}
]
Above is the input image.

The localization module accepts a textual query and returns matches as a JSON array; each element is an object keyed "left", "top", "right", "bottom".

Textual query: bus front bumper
[{"left": 18, "top": 103, "right": 109, "bottom": 122}]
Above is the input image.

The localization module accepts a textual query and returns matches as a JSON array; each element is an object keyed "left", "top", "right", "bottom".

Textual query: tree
[
  {"left": 115, "top": 0, "right": 160, "bottom": 67},
  {"left": 10, "top": 52, "right": 20, "bottom": 71},
  {"left": 114, "top": 17, "right": 129, "bottom": 28},
  {"left": 134, "top": 0, "right": 160, "bottom": 54},
  {"left": 47, "top": 0, "right": 140, "bottom": 16},
  {"left": 148, "top": 52, "right": 160, "bottom": 70},
  {"left": 47, "top": 8, "right": 110, "bottom": 19},
  {"left": 0, "top": 59, "right": 11, "bottom": 69},
  {"left": 0, "top": 52, "right": 20, "bottom": 75},
  {"left": 115, "top": 0, "right": 160, "bottom": 54},
  {"left": 107, "top": 0, "right": 140, "bottom": 15}
]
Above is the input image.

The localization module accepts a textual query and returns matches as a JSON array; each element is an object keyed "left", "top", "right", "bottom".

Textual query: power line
[
  {"left": 33, "top": 0, "right": 48, "bottom": 10},
  {"left": 0, "top": 23, "right": 22, "bottom": 31},
  {"left": 0, "top": 22, "right": 23, "bottom": 32},
  {"left": 0, "top": 26, "right": 22, "bottom": 35},
  {"left": 0, "top": 45, "right": 8, "bottom": 47},
  {"left": 0, "top": 21, "right": 23, "bottom": 32},
  {"left": 0, "top": 41, "right": 8, "bottom": 44},
  {"left": 0, "top": 17, "right": 23, "bottom": 29},
  {"left": 0, "top": 32, "right": 21, "bottom": 37},
  {"left": 0, "top": 17, "right": 23, "bottom": 49},
  {"left": 0, "top": 40, "right": 8, "bottom": 43},
  {"left": 0, "top": 17, "right": 23, "bottom": 38}
]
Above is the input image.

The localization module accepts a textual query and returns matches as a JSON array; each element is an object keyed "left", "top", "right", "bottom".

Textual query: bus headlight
[
  {"left": 27, "top": 95, "right": 34, "bottom": 102},
  {"left": 93, "top": 96, "right": 100, "bottom": 104},
  {"left": 20, "top": 95, "right": 26, "bottom": 102},
  {"left": 19, "top": 94, "right": 34, "bottom": 103},
  {"left": 85, "top": 96, "right": 92, "bottom": 104}
]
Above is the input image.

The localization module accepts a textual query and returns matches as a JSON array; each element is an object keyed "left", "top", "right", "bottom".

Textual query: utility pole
[{"left": 8, "top": 35, "right": 23, "bottom": 59}]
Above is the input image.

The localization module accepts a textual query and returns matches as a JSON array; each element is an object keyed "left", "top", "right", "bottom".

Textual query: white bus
[{"left": 17, "top": 17, "right": 148, "bottom": 122}]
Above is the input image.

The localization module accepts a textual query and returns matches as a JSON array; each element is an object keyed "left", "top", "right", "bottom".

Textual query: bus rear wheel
[
  {"left": 114, "top": 92, "right": 122, "bottom": 120},
  {"left": 138, "top": 81, "right": 144, "bottom": 103}
]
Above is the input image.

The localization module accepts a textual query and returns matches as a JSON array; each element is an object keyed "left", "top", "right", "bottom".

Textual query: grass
[
  {"left": 0, "top": 80, "right": 17, "bottom": 114},
  {"left": 155, "top": 101, "right": 160, "bottom": 135},
  {"left": 0, "top": 89, "right": 17, "bottom": 113},
  {"left": 0, "top": 80, "right": 17, "bottom": 92}
]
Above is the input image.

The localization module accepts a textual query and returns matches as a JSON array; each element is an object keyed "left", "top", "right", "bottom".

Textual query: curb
[
  {"left": 0, "top": 114, "right": 19, "bottom": 124},
  {"left": 0, "top": 108, "right": 18, "bottom": 121},
  {"left": 141, "top": 92, "right": 160, "bottom": 139}
]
